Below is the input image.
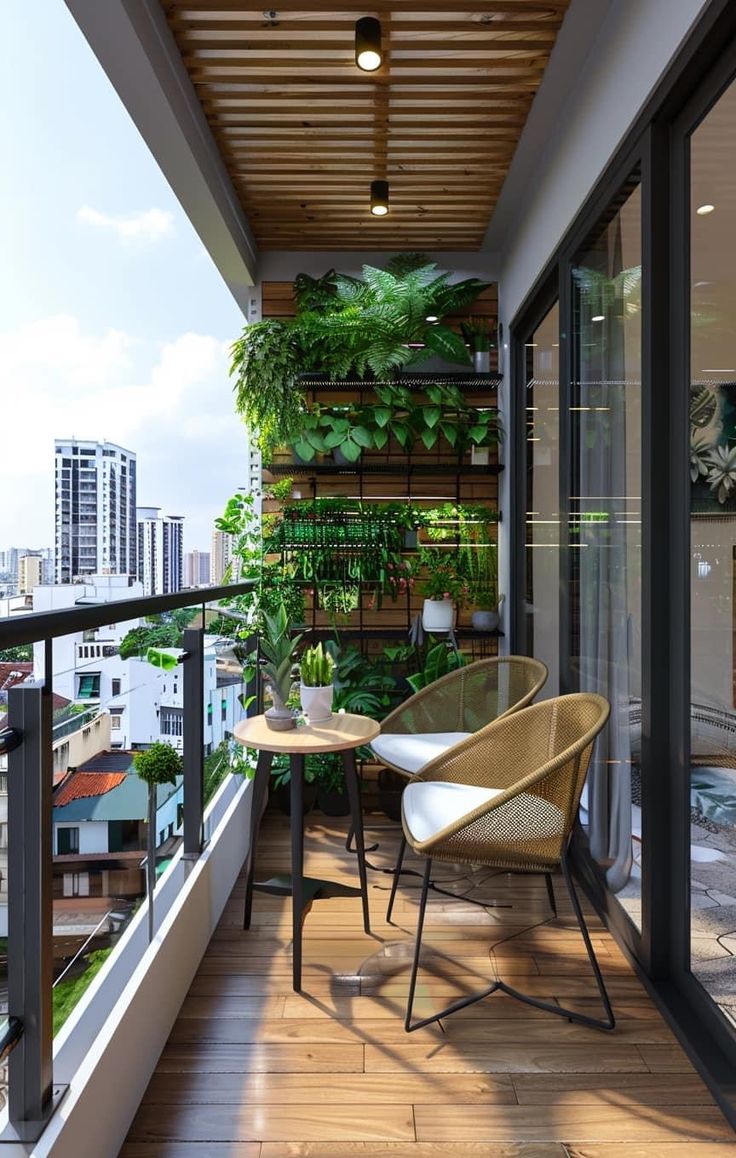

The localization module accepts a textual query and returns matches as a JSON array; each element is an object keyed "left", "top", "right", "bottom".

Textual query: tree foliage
[{"left": 133, "top": 741, "right": 182, "bottom": 788}]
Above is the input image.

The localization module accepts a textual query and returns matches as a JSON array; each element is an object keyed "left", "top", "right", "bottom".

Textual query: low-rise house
[{"left": 52, "top": 750, "right": 183, "bottom": 902}]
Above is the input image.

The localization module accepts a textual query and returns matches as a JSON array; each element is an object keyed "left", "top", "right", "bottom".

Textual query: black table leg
[
  {"left": 243, "top": 750, "right": 273, "bottom": 929},
  {"left": 290, "top": 753, "right": 305, "bottom": 992},
  {"left": 343, "top": 748, "right": 370, "bottom": 934}
]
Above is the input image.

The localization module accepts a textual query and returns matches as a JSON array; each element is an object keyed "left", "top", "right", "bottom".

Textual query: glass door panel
[
  {"left": 524, "top": 302, "right": 560, "bottom": 695},
  {"left": 689, "top": 75, "right": 736, "bottom": 1024},
  {"left": 570, "top": 180, "right": 643, "bottom": 929}
]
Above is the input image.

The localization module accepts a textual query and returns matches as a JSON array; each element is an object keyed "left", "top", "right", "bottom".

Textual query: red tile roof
[{"left": 54, "top": 772, "right": 127, "bottom": 806}]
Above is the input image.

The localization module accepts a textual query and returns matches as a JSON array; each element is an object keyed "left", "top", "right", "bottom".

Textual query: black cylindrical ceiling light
[
  {"left": 370, "top": 179, "right": 389, "bottom": 216},
  {"left": 355, "top": 16, "right": 382, "bottom": 72}
]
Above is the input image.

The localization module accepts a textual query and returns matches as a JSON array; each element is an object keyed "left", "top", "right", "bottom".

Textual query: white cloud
[
  {"left": 0, "top": 316, "right": 247, "bottom": 548},
  {"left": 76, "top": 205, "right": 175, "bottom": 245}
]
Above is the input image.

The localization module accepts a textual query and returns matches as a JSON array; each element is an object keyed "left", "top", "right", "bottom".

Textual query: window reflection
[
  {"left": 570, "top": 181, "right": 643, "bottom": 928},
  {"left": 689, "top": 76, "right": 736, "bottom": 1024},
  {"left": 524, "top": 303, "right": 560, "bottom": 695}
]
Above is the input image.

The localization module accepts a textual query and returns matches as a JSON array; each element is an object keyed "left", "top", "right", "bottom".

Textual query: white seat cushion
[
  {"left": 403, "top": 781, "right": 566, "bottom": 847},
  {"left": 403, "top": 781, "right": 502, "bottom": 843},
  {"left": 371, "top": 731, "right": 472, "bottom": 775}
]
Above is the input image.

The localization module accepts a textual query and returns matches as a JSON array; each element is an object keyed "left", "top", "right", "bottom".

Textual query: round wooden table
[{"left": 233, "top": 712, "right": 380, "bottom": 992}]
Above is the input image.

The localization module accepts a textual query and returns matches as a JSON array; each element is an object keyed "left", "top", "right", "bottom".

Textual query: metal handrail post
[
  {"left": 7, "top": 682, "right": 55, "bottom": 1134},
  {"left": 182, "top": 626, "right": 204, "bottom": 858}
]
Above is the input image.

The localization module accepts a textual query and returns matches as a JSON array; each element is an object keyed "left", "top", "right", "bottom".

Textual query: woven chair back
[{"left": 416, "top": 692, "right": 610, "bottom": 872}]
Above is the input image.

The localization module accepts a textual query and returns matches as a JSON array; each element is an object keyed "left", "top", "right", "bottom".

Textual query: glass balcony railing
[{"left": 0, "top": 579, "right": 256, "bottom": 1138}]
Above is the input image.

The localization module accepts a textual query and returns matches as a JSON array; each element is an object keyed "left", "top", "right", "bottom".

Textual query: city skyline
[{"left": 0, "top": 1, "right": 248, "bottom": 552}]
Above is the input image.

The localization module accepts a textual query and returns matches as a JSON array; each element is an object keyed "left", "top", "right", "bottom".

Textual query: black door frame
[{"left": 509, "top": 1, "right": 736, "bottom": 1124}]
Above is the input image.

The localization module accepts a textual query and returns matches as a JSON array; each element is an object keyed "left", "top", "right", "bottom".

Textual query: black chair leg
[
  {"left": 405, "top": 857, "right": 432, "bottom": 1031},
  {"left": 403, "top": 849, "right": 615, "bottom": 1034},
  {"left": 545, "top": 872, "right": 557, "bottom": 917},
  {"left": 386, "top": 833, "right": 407, "bottom": 924},
  {"left": 499, "top": 851, "right": 615, "bottom": 1032}
]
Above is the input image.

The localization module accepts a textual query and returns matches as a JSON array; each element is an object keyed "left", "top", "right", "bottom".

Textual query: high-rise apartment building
[
  {"left": 184, "top": 550, "right": 211, "bottom": 588},
  {"left": 210, "top": 529, "right": 234, "bottom": 585},
  {"left": 18, "top": 555, "right": 42, "bottom": 594},
  {"left": 137, "top": 508, "right": 184, "bottom": 596},
  {"left": 54, "top": 440, "right": 137, "bottom": 584}
]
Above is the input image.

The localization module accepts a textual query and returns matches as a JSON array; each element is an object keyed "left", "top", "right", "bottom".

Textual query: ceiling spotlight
[
  {"left": 591, "top": 314, "right": 605, "bottom": 322},
  {"left": 696, "top": 203, "right": 715, "bottom": 215},
  {"left": 370, "top": 179, "right": 389, "bottom": 216},
  {"left": 355, "top": 16, "right": 382, "bottom": 72},
  {"left": 425, "top": 314, "right": 438, "bottom": 323}
]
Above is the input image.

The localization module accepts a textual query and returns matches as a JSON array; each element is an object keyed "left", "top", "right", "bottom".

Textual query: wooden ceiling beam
[
  {"left": 171, "top": 19, "right": 563, "bottom": 35},
  {"left": 162, "top": 0, "right": 570, "bottom": 249}
]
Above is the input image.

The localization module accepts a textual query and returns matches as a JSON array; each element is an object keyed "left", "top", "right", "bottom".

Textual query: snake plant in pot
[
  {"left": 300, "top": 642, "right": 335, "bottom": 723},
  {"left": 260, "top": 604, "right": 303, "bottom": 731}
]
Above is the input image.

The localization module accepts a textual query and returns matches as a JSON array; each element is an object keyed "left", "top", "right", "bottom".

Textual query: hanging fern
[{"left": 230, "top": 321, "right": 304, "bottom": 458}]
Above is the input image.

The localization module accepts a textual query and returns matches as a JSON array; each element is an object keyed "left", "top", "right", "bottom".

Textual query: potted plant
[
  {"left": 472, "top": 592, "right": 505, "bottom": 632},
  {"left": 133, "top": 741, "right": 183, "bottom": 942},
  {"left": 418, "top": 548, "right": 469, "bottom": 632},
  {"left": 461, "top": 316, "right": 494, "bottom": 374},
  {"left": 314, "top": 753, "right": 350, "bottom": 816},
  {"left": 260, "top": 604, "right": 303, "bottom": 730},
  {"left": 299, "top": 642, "right": 335, "bottom": 723}
]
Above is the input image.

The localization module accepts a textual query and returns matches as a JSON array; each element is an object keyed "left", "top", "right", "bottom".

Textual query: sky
[{"left": 1, "top": 1, "right": 248, "bottom": 552}]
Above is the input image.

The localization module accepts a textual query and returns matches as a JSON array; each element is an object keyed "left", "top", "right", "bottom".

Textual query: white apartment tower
[
  {"left": 137, "top": 507, "right": 184, "bottom": 596},
  {"left": 55, "top": 440, "right": 137, "bottom": 584}
]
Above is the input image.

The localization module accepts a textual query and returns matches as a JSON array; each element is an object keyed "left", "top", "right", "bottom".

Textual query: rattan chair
[
  {"left": 391, "top": 692, "right": 614, "bottom": 1034},
  {"left": 372, "top": 655, "right": 548, "bottom": 780}
]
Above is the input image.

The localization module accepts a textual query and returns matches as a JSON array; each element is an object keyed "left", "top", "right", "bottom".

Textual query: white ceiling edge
[
  {"left": 483, "top": 0, "right": 614, "bottom": 254},
  {"left": 64, "top": 0, "right": 259, "bottom": 309}
]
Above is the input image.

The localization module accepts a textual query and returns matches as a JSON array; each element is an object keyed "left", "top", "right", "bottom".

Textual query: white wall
[
  {"left": 55, "top": 821, "right": 109, "bottom": 856},
  {"left": 497, "top": 0, "right": 710, "bottom": 332}
]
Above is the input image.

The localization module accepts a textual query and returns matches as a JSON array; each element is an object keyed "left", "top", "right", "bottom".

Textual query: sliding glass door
[
  {"left": 688, "top": 73, "right": 736, "bottom": 1026},
  {"left": 523, "top": 302, "right": 560, "bottom": 696},
  {"left": 568, "top": 179, "right": 643, "bottom": 929}
]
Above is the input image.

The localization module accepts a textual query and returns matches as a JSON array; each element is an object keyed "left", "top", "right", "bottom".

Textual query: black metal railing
[{"left": 0, "top": 581, "right": 256, "bottom": 1142}]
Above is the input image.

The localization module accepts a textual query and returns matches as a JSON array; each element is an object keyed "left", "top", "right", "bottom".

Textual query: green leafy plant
[
  {"left": 461, "top": 316, "right": 493, "bottom": 353},
  {"left": 231, "top": 320, "right": 304, "bottom": 458},
  {"left": 260, "top": 604, "right": 303, "bottom": 711},
  {"left": 311, "top": 752, "right": 346, "bottom": 796},
  {"left": 230, "top": 261, "right": 491, "bottom": 459},
  {"left": 418, "top": 547, "right": 470, "bottom": 606},
  {"left": 324, "top": 641, "right": 400, "bottom": 717},
  {"left": 407, "top": 640, "right": 466, "bottom": 694},
  {"left": 300, "top": 642, "right": 335, "bottom": 687}
]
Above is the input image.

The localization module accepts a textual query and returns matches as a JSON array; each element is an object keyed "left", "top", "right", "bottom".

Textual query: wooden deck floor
[{"left": 122, "top": 810, "right": 735, "bottom": 1158}]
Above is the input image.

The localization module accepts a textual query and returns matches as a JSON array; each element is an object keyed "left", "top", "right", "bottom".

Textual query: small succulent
[{"left": 300, "top": 642, "right": 335, "bottom": 688}]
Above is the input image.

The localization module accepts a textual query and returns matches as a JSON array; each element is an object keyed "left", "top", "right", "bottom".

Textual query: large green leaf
[
  {"left": 424, "top": 325, "right": 472, "bottom": 365},
  {"left": 421, "top": 427, "right": 439, "bottom": 450},
  {"left": 351, "top": 425, "right": 373, "bottom": 448}
]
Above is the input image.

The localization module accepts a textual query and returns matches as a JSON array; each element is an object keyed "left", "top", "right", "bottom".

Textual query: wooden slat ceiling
[{"left": 161, "top": 2, "right": 571, "bottom": 250}]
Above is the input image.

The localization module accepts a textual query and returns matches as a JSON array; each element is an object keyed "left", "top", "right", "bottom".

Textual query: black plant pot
[
  {"left": 275, "top": 781, "right": 317, "bottom": 816},
  {"left": 317, "top": 787, "right": 351, "bottom": 817},
  {"left": 377, "top": 767, "right": 405, "bottom": 822}
]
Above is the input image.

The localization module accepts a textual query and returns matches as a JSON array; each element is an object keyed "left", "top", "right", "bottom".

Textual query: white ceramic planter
[
  {"left": 422, "top": 598, "right": 455, "bottom": 633},
  {"left": 300, "top": 683, "right": 334, "bottom": 723},
  {"left": 473, "top": 349, "right": 490, "bottom": 374}
]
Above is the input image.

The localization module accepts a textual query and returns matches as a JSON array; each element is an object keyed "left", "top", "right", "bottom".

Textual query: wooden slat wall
[{"left": 161, "top": 3, "right": 571, "bottom": 250}]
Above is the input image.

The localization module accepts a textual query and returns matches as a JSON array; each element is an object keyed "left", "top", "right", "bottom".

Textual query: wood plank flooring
[{"left": 121, "top": 811, "right": 735, "bottom": 1157}]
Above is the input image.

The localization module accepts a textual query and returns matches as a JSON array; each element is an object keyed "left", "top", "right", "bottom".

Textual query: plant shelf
[{"left": 267, "top": 462, "right": 504, "bottom": 477}]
